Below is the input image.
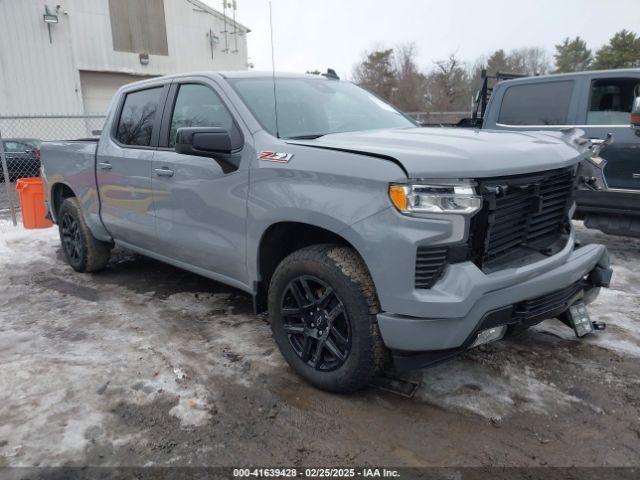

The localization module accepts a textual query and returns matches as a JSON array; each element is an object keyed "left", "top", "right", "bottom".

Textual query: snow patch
[
  {"left": 419, "top": 361, "right": 582, "bottom": 420},
  {"left": 0, "top": 221, "right": 58, "bottom": 266}
]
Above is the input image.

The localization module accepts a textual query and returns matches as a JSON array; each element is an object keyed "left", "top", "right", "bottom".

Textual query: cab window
[
  {"left": 498, "top": 81, "right": 574, "bottom": 126},
  {"left": 115, "top": 87, "right": 163, "bottom": 146},
  {"left": 169, "top": 84, "right": 235, "bottom": 148},
  {"left": 587, "top": 78, "right": 640, "bottom": 125}
]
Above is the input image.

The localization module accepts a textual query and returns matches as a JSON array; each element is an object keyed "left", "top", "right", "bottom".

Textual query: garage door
[{"left": 80, "top": 71, "right": 157, "bottom": 115}]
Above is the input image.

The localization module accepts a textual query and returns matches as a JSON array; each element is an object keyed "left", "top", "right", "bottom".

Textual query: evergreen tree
[
  {"left": 554, "top": 37, "right": 592, "bottom": 72},
  {"left": 485, "top": 50, "right": 512, "bottom": 75},
  {"left": 592, "top": 30, "right": 640, "bottom": 69},
  {"left": 352, "top": 49, "right": 397, "bottom": 101}
]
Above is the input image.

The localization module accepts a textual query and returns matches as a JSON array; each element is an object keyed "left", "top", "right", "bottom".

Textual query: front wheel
[
  {"left": 268, "top": 245, "right": 387, "bottom": 393},
  {"left": 58, "top": 197, "right": 112, "bottom": 273}
]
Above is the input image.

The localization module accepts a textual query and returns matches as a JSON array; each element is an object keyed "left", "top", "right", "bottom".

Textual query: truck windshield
[{"left": 228, "top": 77, "right": 417, "bottom": 139}]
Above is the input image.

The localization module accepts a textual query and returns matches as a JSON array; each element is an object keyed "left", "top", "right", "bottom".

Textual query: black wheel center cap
[{"left": 307, "top": 310, "right": 327, "bottom": 328}]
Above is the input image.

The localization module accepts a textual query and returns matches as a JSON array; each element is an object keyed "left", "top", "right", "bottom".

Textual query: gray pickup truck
[{"left": 41, "top": 71, "right": 612, "bottom": 392}]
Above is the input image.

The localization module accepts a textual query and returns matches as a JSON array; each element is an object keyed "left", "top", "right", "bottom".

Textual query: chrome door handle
[
  {"left": 154, "top": 167, "right": 174, "bottom": 177},
  {"left": 589, "top": 138, "right": 605, "bottom": 144},
  {"left": 97, "top": 161, "right": 112, "bottom": 170}
]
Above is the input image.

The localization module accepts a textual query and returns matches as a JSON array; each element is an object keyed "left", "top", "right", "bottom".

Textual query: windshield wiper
[{"left": 285, "top": 134, "right": 327, "bottom": 140}]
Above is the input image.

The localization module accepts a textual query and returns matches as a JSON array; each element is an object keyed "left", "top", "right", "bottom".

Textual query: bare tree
[
  {"left": 424, "top": 54, "right": 472, "bottom": 113},
  {"left": 473, "top": 47, "right": 551, "bottom": 80},
  {"left": 508, "top": 47, "right": 551, "bottom": 75},
  {"left": 393, "top": 43, "right": 427, "bottom": 112}
]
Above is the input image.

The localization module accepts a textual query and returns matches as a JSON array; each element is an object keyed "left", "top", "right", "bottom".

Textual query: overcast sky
[{"left": 203, "top": 0, "right": 640, "bottom": 79}]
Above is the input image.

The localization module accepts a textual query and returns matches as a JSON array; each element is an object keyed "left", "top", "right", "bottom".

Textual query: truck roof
[
  {"left": 219, "top": 71, "right": 330, "bottom": 79},
  {"left": 120, "top": 70, "right": 336, "bottom": 89},
  {"left": 112, "top": 70, "right": 341, "bottom": 97},
  {"left": 497, "top": 68, "right": 640, "bottom": 86}
]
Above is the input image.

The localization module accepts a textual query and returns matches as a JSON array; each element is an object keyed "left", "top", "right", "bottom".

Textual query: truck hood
[{"left": 287, "top": 127, "right": 587, "bottom": 178}]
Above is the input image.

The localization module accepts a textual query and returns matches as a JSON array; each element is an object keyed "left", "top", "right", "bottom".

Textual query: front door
[
  {"left": 151, "top": 80, "right": 250, "bottom": 286},
  {"left": 97, "top": 85, "right": 167, "bottom": 249},
  {"left": 580, "top": 75, "right": 640, "bottom": 191}
]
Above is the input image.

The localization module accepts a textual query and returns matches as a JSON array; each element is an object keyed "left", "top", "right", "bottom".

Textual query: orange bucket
[{"left": 15, "top": 177, "right": 54, "bottom": 229}]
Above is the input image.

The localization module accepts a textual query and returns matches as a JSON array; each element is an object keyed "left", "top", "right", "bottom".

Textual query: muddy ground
[{"left": 0, "top": 221, "right": 638, "bottom": 469}]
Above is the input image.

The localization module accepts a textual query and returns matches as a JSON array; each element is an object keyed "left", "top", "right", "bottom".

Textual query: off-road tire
[
  {"left": 58, "top": 197, "right": 111, "bottom": 273},
  {"left": 268, "top": 244, "right": 387, "bottom": 393}
]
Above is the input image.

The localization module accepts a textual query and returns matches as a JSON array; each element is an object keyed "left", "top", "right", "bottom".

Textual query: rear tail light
[{"left": 35, "top": 148, "right": 41, "bottom": 158}]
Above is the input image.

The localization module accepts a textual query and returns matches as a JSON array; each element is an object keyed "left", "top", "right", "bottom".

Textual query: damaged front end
[{"left": 392, "top": 254, "right": 613, "bottom": 371}]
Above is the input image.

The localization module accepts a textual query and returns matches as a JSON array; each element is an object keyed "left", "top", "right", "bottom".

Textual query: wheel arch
[
  {"left": 50, "top": 182, "right": 77, "bottom": 222},
  {"left": 49, "top": 181, "right": 112, "bottom": 243},
  {"left": 253, "top": 221, "right": 373, "bottom": 314}
]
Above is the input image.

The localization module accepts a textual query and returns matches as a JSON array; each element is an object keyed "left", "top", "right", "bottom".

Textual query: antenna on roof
[{"left": 269, "top": 1, "right": 280, "bottom": 138}]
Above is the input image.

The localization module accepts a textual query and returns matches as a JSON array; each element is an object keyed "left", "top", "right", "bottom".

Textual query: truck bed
[{"left": 40, "top": 139, "right": 100, "bottom": 228}]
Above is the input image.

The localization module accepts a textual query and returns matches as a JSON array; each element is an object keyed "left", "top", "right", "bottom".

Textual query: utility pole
[
  {"left": 231, "top": 0, "right": 238, "bottom": 53},
  {"left": 221, "top": 0, "right": 229, "bottom": 53}
]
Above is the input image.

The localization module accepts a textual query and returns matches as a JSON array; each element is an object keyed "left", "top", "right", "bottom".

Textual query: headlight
[{"left": 389, "top": 182, "right": 482, "bottom": 215}]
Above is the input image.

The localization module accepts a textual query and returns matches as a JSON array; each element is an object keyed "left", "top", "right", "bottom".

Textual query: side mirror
[
  {"left": 175, "top": 127, "right": 233, "bottom": 156},
  {"left": 632, "top": 97, "right": 640, "bottom": 130},
  {"left": 175, "top": 127, "right": 240, "bottom": 173}
]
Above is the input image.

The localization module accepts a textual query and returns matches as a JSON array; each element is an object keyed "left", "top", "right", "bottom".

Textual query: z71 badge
[{"left": 258, "top": 151, "right": 294, "bottom": 163}]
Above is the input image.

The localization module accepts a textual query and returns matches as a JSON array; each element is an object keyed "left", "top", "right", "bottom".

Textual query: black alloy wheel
[
  {"left": 60, "top": 212, "right": 83, "bottom": 264},
  {"left": 268, "top": 244, "right": 387, "bottom": 393},
  {"left": 57, "top": 197, "right": 112, "bottom": 272},
  {"left": 281, "top": 275, "right": 351, "bottom": 371}
]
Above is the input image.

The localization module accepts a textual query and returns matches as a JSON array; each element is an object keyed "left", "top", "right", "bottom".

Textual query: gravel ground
[{"left": 0, "top": 220, "right": 638, "bottom": 468}]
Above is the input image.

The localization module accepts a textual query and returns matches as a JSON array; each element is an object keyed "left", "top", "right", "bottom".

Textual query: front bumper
[{"left": 376, "top": 239, "right": 611, "bottom": 364}]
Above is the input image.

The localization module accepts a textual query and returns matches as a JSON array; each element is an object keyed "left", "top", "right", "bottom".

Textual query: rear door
[
  {"left": 150, "top": 78, "right": 251, "bottom": 286},
  {"left": 97, "top": 84, "right": 169, "bottom": 248},
  {"left": 577, "top": 73, "right": 640, "bottom": 191}
]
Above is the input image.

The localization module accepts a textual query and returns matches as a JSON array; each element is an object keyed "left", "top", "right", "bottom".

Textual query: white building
[{"left": 0, "top": 0, "right": 250, "bottom": 116}]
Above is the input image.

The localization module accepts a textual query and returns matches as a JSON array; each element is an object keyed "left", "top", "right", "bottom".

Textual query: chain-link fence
[{"left": 0, "top": 114, "right": 105, "bottom": 224}]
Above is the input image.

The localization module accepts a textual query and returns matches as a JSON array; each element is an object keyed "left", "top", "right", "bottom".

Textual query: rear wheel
[
  {"left": 58, "top": 197, "right": 111, "bottom": 272},
  {"left": 268, "top": 244, "right": 386, "bottom": 393}
]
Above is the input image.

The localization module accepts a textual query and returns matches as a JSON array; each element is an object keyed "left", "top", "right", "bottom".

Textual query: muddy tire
[
  {"left": 268, "top": 244, "right": 387, "bottom": 393},
  {"left": 58, "top": 197, "right": 111, "bottom": 273}
]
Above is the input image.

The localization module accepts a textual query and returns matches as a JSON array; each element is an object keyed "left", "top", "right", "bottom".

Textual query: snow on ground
[
  {"left": 0, "top": 218, "right": 58, "bottom": 266},
  {"left": 419, "top": 360, "right": 584, "bottom": 420},
  {"left": 0, "top": 223, "right": 281, "bottom": 464},
  {"left": 0, "top": 220, "right": 638, "bottom": 466}
]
